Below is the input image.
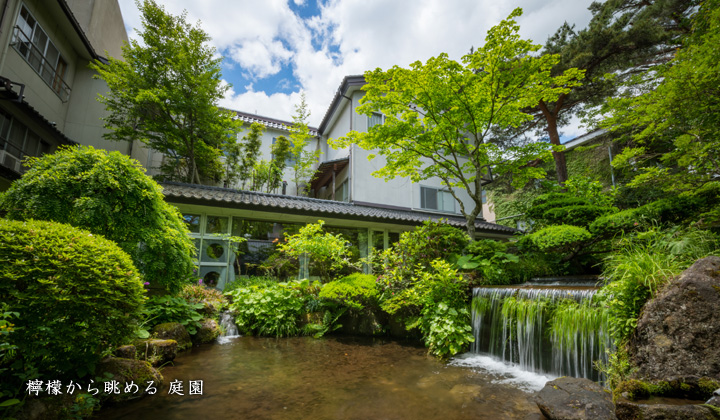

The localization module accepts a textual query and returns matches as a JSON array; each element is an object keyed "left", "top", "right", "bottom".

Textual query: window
[
  {"left": 0, "top": 110, "right": 51, "bottom": 173},
  {"left": 334, "top": 179, "right": 348, "bottom": 202},
  {"left": 481, "top": 189, "right": 487, "bottom": 204},
  {"left": 12, "top": 5, "right": 70, "bottom": 101},
  {"left": 368, "top": 112, "right": 384, "bottom": 128},
  {"left": 420, "top": 186, "right": 455, "bottom": 213}
]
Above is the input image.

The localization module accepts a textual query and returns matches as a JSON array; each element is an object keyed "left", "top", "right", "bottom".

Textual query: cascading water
[
  {"left": 218, "top": 311, "right": 240, "bottom": 343},
  {"left": 470, "top": 278, "right": 612, "bottom": 382}
]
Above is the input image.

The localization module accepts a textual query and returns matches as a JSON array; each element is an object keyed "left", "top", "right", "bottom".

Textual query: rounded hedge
[
  {"left": 319, "top": 273, "right": 379, "bottom": 310},
  {"left": 0, "top": 219, "right": 145, "bottom": 379},
  {"left": 0, "top": 145, "right": 195, "bottom": 293}
]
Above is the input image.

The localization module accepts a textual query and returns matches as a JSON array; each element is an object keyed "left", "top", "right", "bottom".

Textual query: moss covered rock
[
  {"left": 114, "top": 345, "right": 137, "bottom": 359},
  {"left": 152, "top": 322, "right": 192, "bottom": 351},
  {"left": 134, "top": 339, "right": 178, "bottom": 366},
  {"left": 96, "top": 357, "right": 163, "bottom": 402},
  {"left": 191, "top": 319, "right": 220, "bottom": 344},
  {"left": 615, "top": 398, "right": 718, "bottom": 420}
]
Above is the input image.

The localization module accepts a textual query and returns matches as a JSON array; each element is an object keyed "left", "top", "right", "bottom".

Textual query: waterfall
[
  {"left": 470, "top": 279, "right": 611, "bottom": 382},
  {"left": 218, "top": 311, "right": 240, "bottom": 343}
]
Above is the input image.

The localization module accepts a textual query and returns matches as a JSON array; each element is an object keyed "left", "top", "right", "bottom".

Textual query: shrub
[
  {"left": 144, "top": 296, "right": 204, "bottom": 335},
  {"left": 278, "top": 220, "right": 355, "bottom": 282},
  {"left": 527, "top": 225, "right": 592, "bottom": 252},
  {"left": 226, "top": 283, "right": 305, "bottom": 337},
  {"left": 178, "top": 283, "right": 228, "bottom": 315},
  {"left": 0, "top": 219, "right": 145, "bottom": 383},
  {"left": 0, "top": 146, "right": 195, "bottom": 293},
  {"left": 319, "top": 273, "right": 379, "bottom": 310}
]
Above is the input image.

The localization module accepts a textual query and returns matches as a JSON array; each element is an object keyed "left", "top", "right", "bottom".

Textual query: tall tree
[
  {"left": 288, "top": 93, "right": 321, "bottom": 196},
  {"left": 602, "top": 0, "right": 720, "bottom": 196},
  {"left": 226, "top": 122, "right": 264, "bottom": 189},
  {"left": 525, "top": 0, "right": 699, "bottom": 184},
  {"left": 331, "top": 8, "right": 584, "bottom": 238},
  {"left": 90, "top": 0, "right": 240, "bottom": 184}
]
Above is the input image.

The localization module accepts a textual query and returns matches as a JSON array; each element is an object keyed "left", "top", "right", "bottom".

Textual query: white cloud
[{"left": 118, "top": 0, "right": 596, "bottom": 128}]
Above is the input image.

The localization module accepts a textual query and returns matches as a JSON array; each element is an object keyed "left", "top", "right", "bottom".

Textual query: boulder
[
  {"left": 338, "top": 308, "right": 386, "bottom": 336},
  {"left": 114, "top": 344, "right": 136, "bottom": 359},
  {"left": 96, "top": 357, "right": 164, "bottom": 402},
  {"left": 629, "top": 256, "right": 720, "bottom": 383},
  {"left": 191, "top": 318, "right": 220, "bottom": 344},
  {"left": 615, "top": 398, "right": 718, "bottom": 420},
  {"left": 134, "top": 339, "right": 178, "bottom": 366},
  {"left": 707, "top": 388, "right": 720, "bottom": 407},
  {"left": 152, "top": 322, "right": 192, "bottom": 351},
  {"left": 535, "top": 377, "right": 616, "bottom": 420}
]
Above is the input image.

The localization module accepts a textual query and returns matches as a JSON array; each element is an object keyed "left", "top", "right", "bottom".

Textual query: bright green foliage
[
  {"left": 376, "top": 220, "right": 468, "bottom": 291},
  {"left": 288, "top": 92, "right": 321, "bottom": 196},
  {"left": 602, "top": 0, "right": 720, "bottom": 194},
  {"left": 454, "top": 240, "right": 520, "bottom": 285},
  {"left": 144, "top": 296, "right": 204, "bottom": 334},
  {"left": 598, "top": 227, "right": 719, "bottom": 342},
  {"left": 0, "top": 146, "right": 195, "bottom": 293},
  {"left": 382, "top": 260, "right": 473, "bottom": 358},
  {"left": 319, "top": 273, "right": 379, "bottom": 310},
  {"left": 90, "top": 0, "right": 240, "bottom": 183},
  {"left": 268, "top": 135, "right": 292, "bottom": 192},
  {"left": 549, "top": 299, "right": 610, "bottom": 356},
  {"left": 278, "top": 220, "right": 354, "bottom": 282},
  {"left": 226, "top": 283, "right": 305, "bottom": 337},
  {"left": 330, "top": 8, "right": 583, "bottom": 237},
  {"left": 0, "top": 219, "right": 145, "bottom": 383},
  {"left": 226, "top": 122, "right": 264, "bottom": 189},
  {"left": 527, "top": 225, "right": 592, "bottom": 252},
  {"left": 178, "top": 283, "right": 228, "bottom": 315}
]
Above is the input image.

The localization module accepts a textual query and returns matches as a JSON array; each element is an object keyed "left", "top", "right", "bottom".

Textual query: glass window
[
  {"left": 335, "top": 180, "right": 348, "bottom": 202},
  {"left": 206, "top": 216, "right": 229, "bottom": 234},
  {"left": 368, "top": 112, "right": 384, "bottom": 128},
  {"left": 388, "top": 232, "right": 401, "bottom": 247},
  {"left": 183, "top": 214, "right": 201, "bottom": 233},
  {"left": 420, "top": 186, "right": 455, "bottom": 213}
]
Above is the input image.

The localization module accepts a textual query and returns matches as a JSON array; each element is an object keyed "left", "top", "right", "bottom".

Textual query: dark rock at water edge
[
  {"left": 114, "top": 344, "right": 136, "bottom": 359},
  {"left": 192, "top": 318, "right": 220, "bottom": 344},
  {"left": 96, "top": 357, "right": 164, "bottom": 402},
  {"left": 615, "top": 398, "right": 720, "bottom": 420},
  {"left": 535, "top": 377, "right": 617, "bottom": 420},
  {"left": 152, "top": 322, "right": 192, "bottom": 351},
  {"left": 629, "top": 256, "right": 720, "bottom": 383},
  {"left": 134, "top": 338, "right": 178, "bottom": 366}
]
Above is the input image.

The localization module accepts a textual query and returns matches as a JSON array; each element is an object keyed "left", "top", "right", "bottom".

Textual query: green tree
[
  {"left": 278, "top": 220, "right": 353, "bottom": 282},
  {"left": 602, "top": 0, "right": 720, "bottom": 195},
  {"left": 0, "top": 146, "right": 195, "bottom": 293},
  {"left": 237, "top": 122, "right": 265, "bottom": 189},
  {"left": 330, "top": 8, "right": 584, "bottom": 238},
  {"left": 269, "top": 135, "right": 291, "bottom": 193},
  {"left": 523, "top": 0, "right": 698, "bottom": 184},
  {"left": 90, "top": 0, "right": 241, "bottom": 184},
  {"left": 288, "top": 92, "right": 321, "bottom": 196}
]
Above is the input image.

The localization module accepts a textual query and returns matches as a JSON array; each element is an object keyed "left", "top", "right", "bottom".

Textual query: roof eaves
[
  {"left": 231, "top": 110, "right": 320, "bottom": 137},
  {"left": 317, "top": 75, "right": 366, "bottom": 135},
  {"left": 57, "top": 0, "right": 99, "bottom": 60}
]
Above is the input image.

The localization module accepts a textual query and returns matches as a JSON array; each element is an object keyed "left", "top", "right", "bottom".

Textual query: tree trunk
[{"left": 539, "top": 100, "right": 568, "bottom": 185}]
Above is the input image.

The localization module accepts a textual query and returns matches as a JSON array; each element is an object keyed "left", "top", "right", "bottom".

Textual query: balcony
[{"left": 11, "top": 25, "right": 71, "bottom": 102}]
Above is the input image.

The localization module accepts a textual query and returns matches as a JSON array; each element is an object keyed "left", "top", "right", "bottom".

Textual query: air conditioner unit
[{"left": 0, "top": 150, "right": 22, "bottom": 173}]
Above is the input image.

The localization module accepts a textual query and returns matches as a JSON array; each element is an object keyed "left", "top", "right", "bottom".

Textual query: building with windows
[{"left": 0, "top": 0, "right": 146, "bottom": 189}]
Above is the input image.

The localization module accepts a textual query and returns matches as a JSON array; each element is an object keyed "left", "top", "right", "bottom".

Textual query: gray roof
[
  {"left": 161, "top": 182, "right": 515, "bottom": 235},
  {"left": 233, "top": 110, "right": 320, "bottom": 137}
]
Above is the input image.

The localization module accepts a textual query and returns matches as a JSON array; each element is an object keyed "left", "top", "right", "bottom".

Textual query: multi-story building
[{"left": 0, "top": 0, "right": 147, "bottom": 189}]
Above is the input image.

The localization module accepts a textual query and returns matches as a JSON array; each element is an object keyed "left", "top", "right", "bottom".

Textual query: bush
[
  {"left": 278, "top": 220, "right": 355, "bottom": 282},
  {"left": 226, "top": 283, "right": 305, "bottom": 337},
  {"left": 178, "top": 283, "right": 228, "bottom": 315},
  {"left": 0, "top": 219, "right": 145, "bottom": 384},
  {"left": 527, "top": 225, "right": 592, "bottom": 252},
  {"left": 0, "top": 146, "right": 195, "bottom": 293},
  {"left": 144, "top": 296, "right": 204, "bottom": 335},
  {"left": 319, "top": 273, "right": 379, "bottom": 310}
]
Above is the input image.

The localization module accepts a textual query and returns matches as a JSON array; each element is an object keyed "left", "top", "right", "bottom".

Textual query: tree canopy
[
  {"left": 330, "top": 8, "right": 584, "bottom": 238},
  {"left": 288, "top": 93, "right": 320, "bottom": 196},
  {"left": 91, "top": 0, "right": 240, "bottom": 184}
]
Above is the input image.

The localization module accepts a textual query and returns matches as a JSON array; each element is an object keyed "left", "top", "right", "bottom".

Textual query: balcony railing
[{"left": 11, "top": 26, "right": 71, "bottom": 102}]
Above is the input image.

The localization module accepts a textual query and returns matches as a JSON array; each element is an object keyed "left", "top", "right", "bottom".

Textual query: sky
[{"left": 117, "top": 0, "right": 596, "bottom": 136}]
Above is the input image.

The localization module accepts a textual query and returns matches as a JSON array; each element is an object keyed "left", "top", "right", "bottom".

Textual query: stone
[
  {"left": 96, "top": 357, "right": 163, "bottom": 402},
  {"left": 191, "top": 318, "right": 220, "bottom": 344},
  {"left": 134, "top": 339, "right": 178, "bottom": 366},
  {"left": 615, "top": 398, "right": 718, "bottom": 420},
  {"left": 535, "top": 377, "right": 616, "bottom": 420},
  {"left": 152, "top": 322, "right": 192, "bottom": 351},
  {"left": 629, "top": 256, "right": 720, "bottom": 384},
  {"left": 114, "top": 344, "right": 136, "bottom": 359},
  {"left": 706, "top": 396, "right": 720, "bottom": 407},
  {"left": 339, "top": 308, "right": 386, "bottom": 336}
]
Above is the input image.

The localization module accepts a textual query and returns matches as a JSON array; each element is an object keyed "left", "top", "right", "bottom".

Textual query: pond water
[{"left": 97, "top": 336, "right": 550, "bottom": 420}]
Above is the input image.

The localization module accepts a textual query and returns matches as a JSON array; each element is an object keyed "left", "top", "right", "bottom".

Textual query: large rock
[
  {"left": 134, "top": 339, "right": 178, "bottom": 366},
  {"left": 629, "top": 256, "right": 720, "bottom": 382},
  {"left": 615, "top": 398, "right": 718, "bottom": 420},
  {"left": 152, "top": 322, "right": 192, "bottom": 351},
  {"left": 96, "top": 357, "right": 164, "bottom": 402},
  {"left": 535, "top": 377, "right": 617, "bottom": 420},
  {"left": 191, "top": 318, "right": 220, "bottom": 344}
]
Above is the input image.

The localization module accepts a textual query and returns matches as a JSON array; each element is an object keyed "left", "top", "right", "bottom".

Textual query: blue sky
[{"left": 118, "top": 0, "right": 596, "bottom": 137}]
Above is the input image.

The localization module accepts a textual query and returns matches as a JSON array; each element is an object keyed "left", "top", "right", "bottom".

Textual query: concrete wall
[{"left": 65, "top": 0, "right": 128, "bottom": 59}]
